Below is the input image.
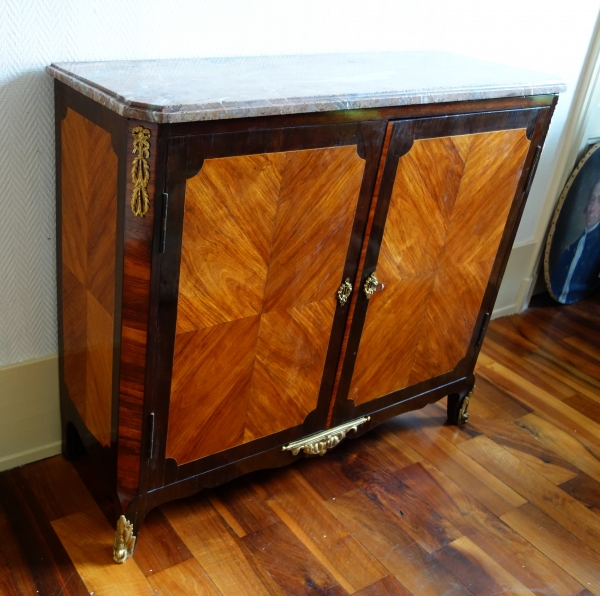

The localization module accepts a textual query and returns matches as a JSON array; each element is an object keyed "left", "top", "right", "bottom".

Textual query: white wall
[{"left": 0, "top": 0, "right": 598, "bottom": 467}]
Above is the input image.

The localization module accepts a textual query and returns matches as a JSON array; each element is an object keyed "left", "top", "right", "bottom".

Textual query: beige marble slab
[{"left": 46, "top": 52, "right": 565, "bottom": 123}]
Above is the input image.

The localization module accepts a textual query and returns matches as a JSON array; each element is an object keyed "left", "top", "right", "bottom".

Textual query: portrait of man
[{"left": 546, "top": 151, "right": 600, "bottom": 304}]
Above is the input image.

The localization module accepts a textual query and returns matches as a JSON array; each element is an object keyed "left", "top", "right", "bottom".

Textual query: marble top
[{"left": 46, "top": 52, "right": 565, "bottom": 124}]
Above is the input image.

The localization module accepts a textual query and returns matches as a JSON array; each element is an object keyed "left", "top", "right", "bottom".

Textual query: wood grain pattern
[
  {"left": 132, "top": 508, "right": 193, "bottom": 576},
  {"left": 435, "top": 535, "right": 535, "bottom": 595},
  {"left": 502, "top": 504, "right": 600, "bottom": 595},
  {"left": 176, "top": 153, "right": 284, "bottom": 333},
  {"left": 324, "top": 488, "right": 472, "bottom": 596},
  {"left": 244, "top": 300, "right": 336, "bottom": 442},
  {"left": 350, "top": 129, "right": 530, "bottom": 404},
  {"left": 168, "top": 316, "right": 260, "bottom": 462},
  {"left": 460, "top": 435, "right": 600, "bottom": 554},
  {"left": 393, "top": 410, "right": 527, "bottom": 517},
  {"left": 19, "top": 455, "right": 98, "bottom": 522},
  {"left": 263, "top": 469, "right": 388, "bottom": 593},
  {"left": 354, "top": 575, "right": 413, "bottom": 596},
  {"left": 168, "top": 146, "right": 365, "bottom": 464},
  {"left": 328, "top": 123, "right": 394, "bottom": 425},
  {"left": 51, "top": 508, "right": 155, "bottom": 594},
  {"left": 116, "top": 119, "right": 159, "bottom": 498},
  {"left": 242, "top": 521, "right": 349, "bottom": 595},
  {"left": 0, "top": 469, "right": 89, "bottom": 596},
  {"left": 4, "top": 289, "right": 600, "bottom": 596},
  {"left": 61, "top": 108, "right": 117, "bottom": 448},
  {"left": 163, "top": 498, "right": 284, "bottom": 596},
  {"left": 148, "top": 558, "right": 222, "bottom": 595}
]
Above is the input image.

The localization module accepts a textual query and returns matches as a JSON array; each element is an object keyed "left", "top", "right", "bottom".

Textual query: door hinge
[
  {"left": 475, "top": 311, "right": 491, "bottom": 350},
  {"left": 160, "top": 193, "right": 169, "bottom": 253},
  {"left": 523, "top": 145, "right": 542, "bottom": 196},
  {"left": 147, "top": 413, "right": 155, "bottom": 459}
]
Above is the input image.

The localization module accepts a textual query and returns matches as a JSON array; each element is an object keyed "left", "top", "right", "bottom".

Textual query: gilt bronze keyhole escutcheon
[
  {"left": 337, "top": 278, "right": 353, "bottom": 306},
  {"left": 364, "top": 272, "right": 384, "bottom": 299}
]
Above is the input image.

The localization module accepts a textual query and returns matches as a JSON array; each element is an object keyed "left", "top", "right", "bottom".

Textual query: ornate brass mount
[
  {"left": 282, "top": 417, "right": 370, "bottom": 456},
  {"left": 364, "top": 272, "right": 384, "bottom": 299},
  {"left": 458, "top": 385, "right": 475, "bottom": 425},
  {"left": 337, "top": 278, "right": 353, "bottom": 306},
  {"left": 113, "top": 515, "right": 136, "bottom": 563},
  {"left": 131, "top": 126, "right": 151, "bottom": 217}
]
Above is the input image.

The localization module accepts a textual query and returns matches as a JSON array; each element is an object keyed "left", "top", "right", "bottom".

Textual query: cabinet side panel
[
  {"left": 60, "top": 108, "right": 117, "bottom": 448},
  {"left": 350, "top": 129, "right": 530, "bottom": 405},
  {"left": 167, "top": 146, "right": 364, "bottom": 465},
  {"left": 116, "top": 120, "right": 159, "bottom": 497}
]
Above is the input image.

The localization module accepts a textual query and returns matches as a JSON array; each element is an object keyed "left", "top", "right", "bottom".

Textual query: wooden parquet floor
[{"left": 1, "top": 292, "right": 600, "bottom": 595}]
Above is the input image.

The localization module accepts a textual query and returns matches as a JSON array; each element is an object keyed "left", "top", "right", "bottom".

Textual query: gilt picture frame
[{"left": 545, "top": 141, "right": 600, "bottom": 304}]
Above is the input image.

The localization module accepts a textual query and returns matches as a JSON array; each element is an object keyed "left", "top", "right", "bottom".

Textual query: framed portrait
[{"left": 545, "top": 141, "right": 600, "bottom": 304}]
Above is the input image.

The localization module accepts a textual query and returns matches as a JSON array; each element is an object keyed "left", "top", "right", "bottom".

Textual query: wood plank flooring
[{"left": 1, "top": 291, "right": 599, "bottom": 595}]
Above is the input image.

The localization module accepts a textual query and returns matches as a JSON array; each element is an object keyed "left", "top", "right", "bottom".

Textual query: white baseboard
[
  {"left": 0, "top": 354, "right": 61, "bottom": 472},
  {"left": 492, "top": 241, "right": 538, "bottom": 320}
]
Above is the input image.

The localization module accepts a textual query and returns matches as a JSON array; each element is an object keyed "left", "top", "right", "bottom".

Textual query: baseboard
[
  {"left": 0, "top": 354, "right": 61, "bottom": 472},
  {"left": 492, "top": 241, "right": 538, "bottom": 320}
]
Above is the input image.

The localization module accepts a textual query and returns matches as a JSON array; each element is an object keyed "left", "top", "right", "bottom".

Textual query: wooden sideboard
[{"left": 48, "top": 53, "right": 562, "bottom": 562}]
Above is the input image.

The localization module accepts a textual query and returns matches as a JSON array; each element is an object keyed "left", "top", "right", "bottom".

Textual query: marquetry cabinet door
[
  {"left": 150, "top": 121, "right": 386, "bottom": 484},
  {"left": 332, "top": 108, "right": 543, "bottom": 424}
]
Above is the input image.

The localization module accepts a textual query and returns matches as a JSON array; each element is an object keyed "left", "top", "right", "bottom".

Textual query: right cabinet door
[{"left": 332, "top": 108, "right": 543, "bottom": 424}]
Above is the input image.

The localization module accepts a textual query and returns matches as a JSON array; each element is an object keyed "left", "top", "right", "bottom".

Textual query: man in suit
[{"left": 552, "top": 180, "right": 600, "bottom": 304}]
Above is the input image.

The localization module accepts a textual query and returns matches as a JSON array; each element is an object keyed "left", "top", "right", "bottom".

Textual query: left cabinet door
[{"left": 151, "top": 120, "right": 386, "bottom": 484}]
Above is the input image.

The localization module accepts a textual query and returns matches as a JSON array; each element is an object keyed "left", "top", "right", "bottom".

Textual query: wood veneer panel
[
  {"left": 176, "top": 154, "right": 284, "bottom": 333},
  {"left": 168, "top": 316, "right": 261, "bottom": 463},
  {"left": 60, "top": 108, "right": 117, "bottom": 448},
  {"left": 61, "top": 266, "right": 87, "bottom": 418},
  {"left": 116, "top": 119, "right": 159, "bottom": 497},
  {"left": 244, "top": 300, "right": 336, "bottom": 442},
  {"left": 351, "top": 129, "right": 530, "bottom": 405},
  {"left": 263, "top": 146, "right": 365, "bottom": 311},
  {"left": 168, "top": 146, "right": 364, "bottom": 465}
]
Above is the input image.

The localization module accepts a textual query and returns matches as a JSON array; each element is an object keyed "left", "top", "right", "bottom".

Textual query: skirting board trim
[
  {"left": 0, "top": 441, "right": 62, "bottom": 472},
  {"left": 492, "top": 240, "right": 538, "bottom": 319},
  {"left": 0, "top": 353, "right": 61, "bottom": 472}
]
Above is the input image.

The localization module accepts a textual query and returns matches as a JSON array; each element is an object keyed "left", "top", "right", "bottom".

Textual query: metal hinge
[
  {"left": 475, "top": 312, "right": 491, "bottom": 351},
  {"left": 147, "top": 413, "right": 155, "bottom": 459},
  {"left": 523, "top": 145, "right": 542, "bottom": 195},
  {"left": 160, "top": 193, "right": 169, "bottom": 253}
]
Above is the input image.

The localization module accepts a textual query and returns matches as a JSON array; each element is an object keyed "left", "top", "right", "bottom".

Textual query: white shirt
[{"left": 559, "top": 221, "right": 599, "bottom": 302}]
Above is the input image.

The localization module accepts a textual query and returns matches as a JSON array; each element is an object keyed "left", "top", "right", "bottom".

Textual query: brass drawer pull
[
  {"left": 364, "top": 272, "right": 384, "bottom": 299},
  {"left": 337, "top": 278, "right": 353, "bottom": 306},
  {"left": 282, "top": 417, "right": 370, "bottom": 456}
]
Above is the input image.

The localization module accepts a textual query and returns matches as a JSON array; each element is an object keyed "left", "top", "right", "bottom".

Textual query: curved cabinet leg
[
  {"left": 447, "top": 376, "right": 475, "bottom": 426},
  {"left": 112, "top": 497, "right": 152, "bottom": 563},
  {"left": 113, "top": 515, "right": 136, "bottom": 563}
]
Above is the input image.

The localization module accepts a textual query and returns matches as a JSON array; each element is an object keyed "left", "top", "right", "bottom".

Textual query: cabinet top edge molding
[{"left": 46, "top": 51, "right": 565, "bottom": 124}]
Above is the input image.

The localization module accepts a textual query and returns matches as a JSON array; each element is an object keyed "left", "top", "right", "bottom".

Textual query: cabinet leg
[
  {"left": 113, "top": 515, "right": 136, "bottom": 563},
  {"left": 447, "top": 378, "right": 475, "bottom": 426}
]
